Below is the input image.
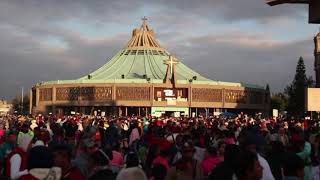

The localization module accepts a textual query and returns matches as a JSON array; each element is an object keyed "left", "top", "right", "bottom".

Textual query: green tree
[
  {"left": 271, "top": 93, "right": 288, "bottom": 112},
  {"left": 285, "top": 57, "right": 313, "bottom": 117}
]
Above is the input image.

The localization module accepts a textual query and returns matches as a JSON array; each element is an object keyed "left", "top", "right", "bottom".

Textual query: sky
[{"left": 0, "top": 0, "right": 319, "bottom": 100}]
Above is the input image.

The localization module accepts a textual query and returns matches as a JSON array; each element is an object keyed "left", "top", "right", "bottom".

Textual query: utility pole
[{"left": 21, "top": 87, "right": 24, "bottom": 114}]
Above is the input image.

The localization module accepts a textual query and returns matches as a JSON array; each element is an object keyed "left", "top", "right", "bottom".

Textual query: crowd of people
[{"left": 0, "top": 113, "right": 319, "bottom": 180}]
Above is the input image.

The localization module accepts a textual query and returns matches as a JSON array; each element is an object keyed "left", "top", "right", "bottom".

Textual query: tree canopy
[{"left": 285, "top": 57, "right": 313, "bottom": 117}]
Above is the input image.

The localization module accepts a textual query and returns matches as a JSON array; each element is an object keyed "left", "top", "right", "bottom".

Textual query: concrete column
[
  {"left": 118, "top": 107, "right": 122, "bottom": 116},
  {"left": 188, "top": 86, "right": 192, "bottom": 107},
  {"left": 112, "top": 85, "right": 116, "bottom": 100},
  {"left": 36, "top": 88, "right": 40, "bottom": 107},
  {"left": 222, "top": 88, "right": 225, "bottom": 108},
  {"left": 52, "top": 87, "right": 56, "bottom": 103},
  {"left": 29, "top": 89, "right": 33, "bottom": 115},
  {"left": 138, "top": 107, "right": 141, "bottom": 116},
  {"left": 150, "top": 86, "right": 153, "bottom": 106},
  {"left": 125, "top": 107, "right": 128, "bottom": 116}
]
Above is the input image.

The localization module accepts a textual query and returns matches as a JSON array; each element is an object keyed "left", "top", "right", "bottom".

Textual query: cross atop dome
[{"left": 141, "top": 16, "right": 150, "bottom": 31}]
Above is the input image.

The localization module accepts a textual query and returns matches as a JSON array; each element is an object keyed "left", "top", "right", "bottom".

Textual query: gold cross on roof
[{"left": 164, "top": 56, "right": 179, "bottom": 75}]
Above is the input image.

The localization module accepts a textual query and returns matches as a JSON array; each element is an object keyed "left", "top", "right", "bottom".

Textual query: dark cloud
[
  {"left": 0, "top": 0, "right": 315, "bottom": 100},
  {"left": 0, "top": 26, "right": 127, "bottom": 100},
  {"left": 151, "top": 0, "right": 307, "bottom": 23},
  {"left": 164, "top": 32, "right": 314, "bottom": 92}
]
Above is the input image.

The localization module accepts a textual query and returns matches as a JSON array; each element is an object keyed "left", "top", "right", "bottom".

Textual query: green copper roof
[
  {"left": 38, "top": 19, "right": 264, "bottom": 90},
  {"left": 77, "top": 49, "right": 211, "bottom": 82}
]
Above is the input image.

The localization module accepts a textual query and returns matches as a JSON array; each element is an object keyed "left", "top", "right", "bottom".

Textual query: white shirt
[
  {"left": 258, "top": 153, "right": 275, "bottom": 180},
  {"left": 232, "top": 154, "right": 275, "bottom": 180},
  {"left": 10, "top": 154, "right": 28, "bottom": 179}
]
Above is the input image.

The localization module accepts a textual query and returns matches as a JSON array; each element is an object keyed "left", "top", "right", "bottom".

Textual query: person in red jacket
[
  {"left": 52, "top": 144, "right": 85, "bottom": 180},
  {"left": 6, "top": 133, "right": 33, "bottom": 179},
  {"left": 18, "top": 145, "right": 61, "bottom": 180}
]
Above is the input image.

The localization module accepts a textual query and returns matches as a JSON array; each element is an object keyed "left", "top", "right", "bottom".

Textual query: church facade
[{"left": 30, "top": 19, "right": 269, "bottom": 116}]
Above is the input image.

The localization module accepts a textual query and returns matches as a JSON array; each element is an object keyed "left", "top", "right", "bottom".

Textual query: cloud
[
  {"left": 150, "top": 0, "right": 307, "bottom": 23},
  {"left": 164, "top": 31, "right": 314, "bottom": 92},
  {"left": 0, "top": 0, "right": 316, "bottom": 100}
]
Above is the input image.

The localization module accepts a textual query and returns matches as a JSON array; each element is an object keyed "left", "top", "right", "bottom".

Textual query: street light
[{"left": 265, "top": 0, "right": 320, "bottom": 24}]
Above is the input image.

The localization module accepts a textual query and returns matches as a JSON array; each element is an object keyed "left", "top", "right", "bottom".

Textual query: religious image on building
[{"left": 30, "top": 18, "right": 270, "bottom": 117}]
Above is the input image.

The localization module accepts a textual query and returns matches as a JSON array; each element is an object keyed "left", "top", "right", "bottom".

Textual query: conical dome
[
  {"left": 40, "top": 19, "right": 263, "bottom": 89},
  {"left": 77, "top": 18, "right": 211, "bottom": 84}
]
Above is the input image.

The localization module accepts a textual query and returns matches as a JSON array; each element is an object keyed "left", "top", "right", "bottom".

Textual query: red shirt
[
  {"left": 149, "top": 137, "right": 172, "bottom": 151},
  {"left": 63, "top": 166, "right": 85, "bottom": 180},
  {"left": 110, "top": 150, "right": 124, "bottom": 167},
  {"left": 152, "top": 155, "right": 169, "bottom": 170},
  {"left": 19, "top": 174, "right": 38, "bottom": 180}
]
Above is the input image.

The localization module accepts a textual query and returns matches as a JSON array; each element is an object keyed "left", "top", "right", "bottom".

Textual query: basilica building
[{"left": 30, "top": 19, "right": 269, "bottom": 116}]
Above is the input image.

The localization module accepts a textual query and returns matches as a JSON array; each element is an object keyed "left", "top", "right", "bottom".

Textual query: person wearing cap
[{"left": 5, "top": 133, "right": 33, "bottom": 179}]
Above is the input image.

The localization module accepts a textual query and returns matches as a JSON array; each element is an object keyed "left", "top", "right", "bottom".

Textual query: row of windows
[{"left": 121, "top": 50, "right": 168, "bottom": 56}]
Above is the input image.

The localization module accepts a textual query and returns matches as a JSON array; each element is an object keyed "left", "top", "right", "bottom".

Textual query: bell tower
[{"left": 314, "top": 31, "right": 320, "bottom": 87}]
